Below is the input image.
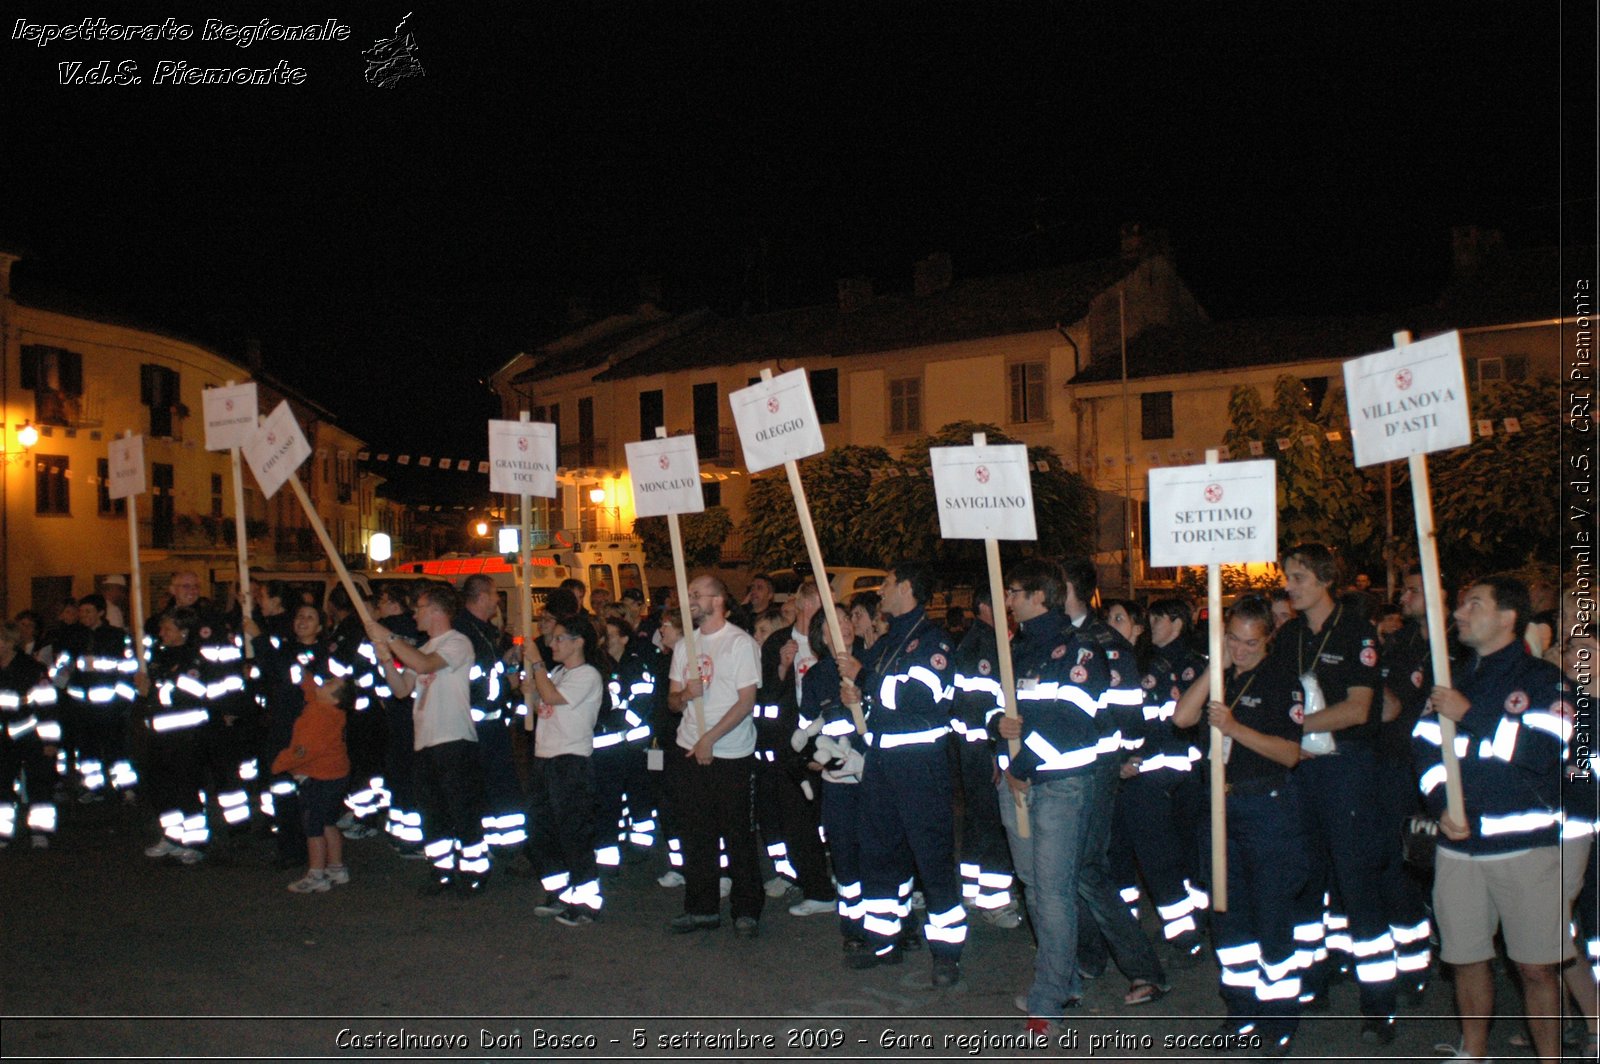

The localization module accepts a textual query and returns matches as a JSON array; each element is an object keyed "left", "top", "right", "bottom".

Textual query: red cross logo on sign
[
  {"left": 975, "top": 466, "right": 990, "bottom": 484},
  {"left": 266, "top": 433, "right": 276, "bottom": 446},
  {"left": 517, "top": 437, "right": 528, "bottom": 452},
  {"left": 658, "top": 454, "right": 670, "bottom": 470},
  {"left": 224, "top": 399, "right": 234, "bottom": 412},
  {"left": 1396, "top": 368, "right": 1413, "bottom": 391},
  {"left": 1204, "top": 484, "right": 1223, "bottom": 503},
  {"left": 766, "top": 396, "right": 780, "bottom": 414}
]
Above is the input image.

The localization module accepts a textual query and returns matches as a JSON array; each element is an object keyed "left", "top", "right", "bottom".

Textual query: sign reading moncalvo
[
  {"left": 729, "top": 369, "right": 826, "bottom": 473},
  {"left": 929, "top": 443, "right": 1037, "bottom": 540},
  {"left": 626, "top": 435, "right": 705, "bottom": 518},
  {"left": 202, "top": 382, "right": 258, "bottom": 451},
  {"left": 1343, "top": 330, "right": 1471, "bottom": 468},
  {"left": 487, "top": 420, "right": 557, "bottom": 497},
  {"left": 242, "top": 401, "right": 312, "bottom": 499},
  {"left": 106, "top": 434, "right": 146, "bottom": 500},
  {"left": 1148, "top": 459, "right": 1278, "bottom": 567}
]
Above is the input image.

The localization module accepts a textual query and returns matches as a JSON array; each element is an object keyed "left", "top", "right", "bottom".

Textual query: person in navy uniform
[
  {"left": 1414, "top": 574, "right": 1574, "bottom": 1063},
  {"left": 457, "top": 575, "right": 526, "bottom": 856},
  {"left": 0, "top": 621, "right": 61, "bottom": 847},
  {"left": 1375, "top": 567, "right": 1436, "bottom": 995},
  {"left": 948, "top": 587, "right": 1020, "bottom": 927},
  {"left": 1117, "top": 596, "right": 1209, "bottom": 962},
  {"left": 836, "top": 561, "right": 965, "bottom": 986},
  {"left": 1269, "top": 544, "right": 1397, "bottom": 1043},
  {"left": 1175, "top": 595, "right": 1311, "bottom": 1058},
  {"left": 996, "top": 559, "right": 1167, "bottom": 1037}
]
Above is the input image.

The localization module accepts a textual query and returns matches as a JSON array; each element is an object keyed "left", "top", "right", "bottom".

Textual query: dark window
[
  {"left": 152, "top": 464, "right": 174, "bottom": 549},
  {"left": 1009, "top": 361, "right": 1047, "bottom": 423},
  {"left": 36, "top": 454, "right": 69, "bottom": 514},
  {"left": 1300, "top": 377, "right": 1330, "bottom": 417},
  {"left": 21, "top": 346, "right": 83, "bottom": 426},
  {"left": 140, "top": 364, "right": 181, "bottom": 437},
  {"left": 549, "top": 403, "right": 561, "bottom": 460},
  {"left": 693, "top": 382, "right": 719, "bottom": 460},
  {"left": 811, "top": 368, "right": 840, "bottom": 424},
  {"left": 889, "top": 377, "right": 921, "bottom": 434},
  {"left": 1140, "top": 392, "right": 1174, "bottom": 440},
  {"left": 578, "top": 396, "right": 595, "bottom": 466},
  {"left": 618, "top": 563, "right": 643, "bottom": 594},
  {"left": 639, "top": 389, "right": 664, "bottom": 439},
  {"left": 702, "top": 481, "right": 722, "bottom": 507},
  {"left": 97, "top": 458, "right": 126, "bottom": 516}
]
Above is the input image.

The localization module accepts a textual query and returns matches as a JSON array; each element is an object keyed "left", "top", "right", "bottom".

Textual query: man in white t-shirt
[
  {"left": 665, "top": 574, "right": 763, "bottom": 938},
  {"left": 368, "top": 583, "right": 489, "bottom": 897}
]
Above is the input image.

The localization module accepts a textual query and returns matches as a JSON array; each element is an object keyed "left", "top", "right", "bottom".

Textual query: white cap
[{"left": 101, "top": 575, "right": 127, "bottom": 587}]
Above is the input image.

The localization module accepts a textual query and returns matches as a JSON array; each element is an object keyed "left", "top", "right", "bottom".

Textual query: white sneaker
[
  {"left": 324, "top": 865, "right": 350, "bottom": 885},
  {"left": 288, "top": 871, "right": 330, "bottom": 893},
  {"left": 720, "top": 876, "right": 732, "bottom": 898},
  {"left": 764, "top": 876, "right": 793, "bottom": 899},
  {"left": 657, "top": 870, "right": 685, "bottom": 888},
  {"left": 144, "top": 839, "right": 180, "bottom": 858},
  {"left": 175, "top": 847, "right": 204, "bottom": 865},
  {"left": 788, "top": 897, "right": 835, "bottom": 917}
]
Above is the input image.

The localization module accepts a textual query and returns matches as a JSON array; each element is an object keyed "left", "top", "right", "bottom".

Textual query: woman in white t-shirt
[{"left": 522, "top": 614, "right": 607, "bottom": 926}]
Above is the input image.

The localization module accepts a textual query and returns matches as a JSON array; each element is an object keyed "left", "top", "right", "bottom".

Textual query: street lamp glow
[
  {"left": 474, "top": 520, "right": 490, "bottom": 537},
  {"left": 17, "top": 422, "right": 39, "bottom": 448},
  {"left": 498, "top": 527, "right": 519, "bottom": 553},
  {"left": 368, "top": 532, "right": 392, "bottom": 562},
  {"left": 589, "top": 487, "right": 606, "bottom": 504}
]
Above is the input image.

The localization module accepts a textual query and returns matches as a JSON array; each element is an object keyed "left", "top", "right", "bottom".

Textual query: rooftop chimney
[
  {"left": 837, "top": 276, "right": 874, "bottom": 313},
  {"left": 913, "top": 252, "right": 953, "bottom": 297}
]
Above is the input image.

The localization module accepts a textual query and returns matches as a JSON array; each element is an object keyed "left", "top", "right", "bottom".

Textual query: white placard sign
[
  {"left": 106, "top": 434, "right": 146, "bottom": 500},
  {"left": 242, "top": 401, "right": 313, "bottom": 499},
  {"left": 929, "top": 443, "right": 1037, "bottom": 540},
  {"left": 202, "top": 382, "right": 259, "bottom": 451},
  {"left": 487, "top": 420, "right": 557, "bottom": 497},
  {"left": 728, "top": 369, "right": 827, "bottom": 473},
  {"left": 1342, "top": 330, "right": 1471, "bottom": 468},
  {"left": 1148, "top": 459, "right": 1278, "bottom": 568},
  {"left": 626, "top": 435, "right": 705, "bottom": 518}
]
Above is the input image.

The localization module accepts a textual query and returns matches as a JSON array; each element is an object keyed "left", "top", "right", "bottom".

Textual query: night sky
[{"left": 5, "top": 1, "right": 1592, "bottom": 475}]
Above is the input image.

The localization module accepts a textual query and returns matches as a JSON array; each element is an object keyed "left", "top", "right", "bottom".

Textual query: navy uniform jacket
[
  {"left": 600, "top": 649, "right": 655, "bottom": 751},
  {"left": 454, "top": 612, "right": 512, "bottom": 723},
  {"left": 1379, "top": 621, "right": 1432, "bottom": 763},
  {"left": 1412, "top": 641, "right": 1570, "bottom": 855},
  {"left": 1137, "top": 640, "right": 1208, "bottom": 774},
  {"left": 998, "top": 610, "right": 1108, "bottom": 782},
  {"left": 856, "top": 607, "right": 953, "bottom": 752},
  {"left": 950, "top": 620, "right": 1003, "bottom": 748},
  {"left": 0, "top": 651, "right": 60, "bottom": 747},
  {"left": 66, "top": 624, "right": 138, "bottom": 710},
  {"left": 1075, "top": 615, "right": 1145, "bottom": 757}
]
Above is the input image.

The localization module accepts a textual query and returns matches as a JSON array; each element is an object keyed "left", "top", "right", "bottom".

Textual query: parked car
[{"left": 766, "top": 566, "right": 889, "bottom": 607}]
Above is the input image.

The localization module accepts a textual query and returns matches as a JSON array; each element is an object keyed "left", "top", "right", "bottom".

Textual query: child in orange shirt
[{"left": 272, "top": 673, "right": 353, "bottom": 893}]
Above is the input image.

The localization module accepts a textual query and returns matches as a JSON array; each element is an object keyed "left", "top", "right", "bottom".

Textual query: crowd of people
[{"left": 0, "top": 553, "right": 1592, "bottom": 1061}]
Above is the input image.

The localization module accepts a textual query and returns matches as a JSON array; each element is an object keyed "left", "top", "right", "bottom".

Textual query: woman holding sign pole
[{"left": 1174, "top": 596, "right": 1310, "bottom": 1058}]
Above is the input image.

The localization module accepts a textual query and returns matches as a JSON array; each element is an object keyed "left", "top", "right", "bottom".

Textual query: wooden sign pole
[
  {"left": 1204, "top": 448, "right": 1228, "bottom": 912},
  {"left": 519, "top": 411, "right": 538, "bottom": 733},
  {"left": 975, "top": 432, "right": 1028, "bottom": 837},
  {"left": 122, "top": 430, "right": 148, "bottom": 676},
  {"left": 759, "top": 367, "right": 863, "bottom": 734},
  {"left": 285, "top": 474, "right": 376, "bottom": 630},
  {"left": 657, "top": 428, "right": 707, "bottom": 738},
  {"left": 1393, "top": 331, "right": 1466, "bottom": 826},
  {"left": 223, "top": 381, "right": 253, "bottom": 658}
]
